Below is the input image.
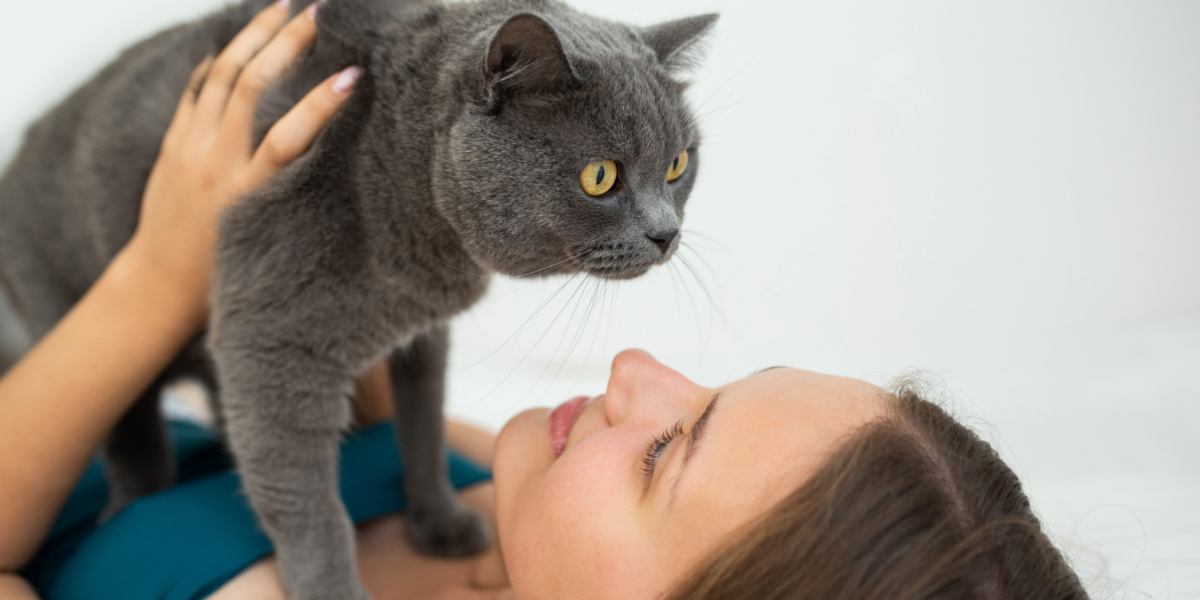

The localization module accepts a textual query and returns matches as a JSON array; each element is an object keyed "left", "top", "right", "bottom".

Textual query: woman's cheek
[
  {"left": 532, "top": 434, "right": 643, "bottom": 555},
  {"left": 548, "top": 432, "right": 638, "bottom": 509},
  {"left": 510, "top": 431, "right": 659, "bottom": 598}
]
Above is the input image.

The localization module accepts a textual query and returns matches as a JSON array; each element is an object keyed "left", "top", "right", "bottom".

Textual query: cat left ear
[
  {"left": 642, "top": 14, "right": 720, "bottom": 71},
  {"left": 482, "top": 14, "right": 579, "bottom": 108}
]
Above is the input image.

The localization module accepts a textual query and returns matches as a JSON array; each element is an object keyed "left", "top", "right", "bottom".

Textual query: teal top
[{"left": 22, "top": 421, "right": 493, "bottom": 600}]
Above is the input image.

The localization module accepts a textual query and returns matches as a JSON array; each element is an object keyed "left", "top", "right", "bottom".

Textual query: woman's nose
[{"left": 603, "top": 348, "right": 705, "bottom": 425}]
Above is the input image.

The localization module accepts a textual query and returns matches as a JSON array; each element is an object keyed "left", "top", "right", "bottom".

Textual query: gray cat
[{"left": 0, "top": 0, "right": 715, "bottom": 597}]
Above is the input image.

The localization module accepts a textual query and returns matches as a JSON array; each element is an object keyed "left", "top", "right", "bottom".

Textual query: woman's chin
[{"left": 494, "top": 408, "right": 553, "bottom": 528}]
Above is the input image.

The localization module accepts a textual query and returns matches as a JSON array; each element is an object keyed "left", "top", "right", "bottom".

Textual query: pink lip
[{"left": 550, "top": 395, "right": 590, "bottom": 458}]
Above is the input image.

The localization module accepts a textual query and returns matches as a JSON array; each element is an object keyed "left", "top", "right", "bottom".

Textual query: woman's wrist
[{"left": 108, "top": 242, "right": 209, "bottom": 335}]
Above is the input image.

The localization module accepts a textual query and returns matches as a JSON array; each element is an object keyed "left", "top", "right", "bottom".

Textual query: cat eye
[
  {"left": 666, "top": 149, "right": 689, "bottom": 183},
  {"left": 580, "top": 160, "right": 619, "bottom": 197}
]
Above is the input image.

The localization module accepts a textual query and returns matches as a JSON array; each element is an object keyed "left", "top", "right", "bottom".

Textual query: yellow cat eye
[
  {"left": 580, "top": 160, "right": 619, "bottom": 197},
  {"left": 667, "top": 149, "right": 690, "bottom": 182}
]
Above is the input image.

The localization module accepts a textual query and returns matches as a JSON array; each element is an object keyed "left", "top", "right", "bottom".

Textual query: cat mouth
[
  {"left": 571, "top": 241, "right": 673, "bottom": 280},
  {"left": 574, "top": 251, "right": 662, "bottom": 280},
  {"left": 585, "top": 261, "right": 657, "bottom": 280}
]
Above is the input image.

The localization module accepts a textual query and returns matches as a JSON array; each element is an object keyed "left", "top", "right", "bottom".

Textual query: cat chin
[{"left": 585, "top": 263, "right": 658, "bottom": 281}]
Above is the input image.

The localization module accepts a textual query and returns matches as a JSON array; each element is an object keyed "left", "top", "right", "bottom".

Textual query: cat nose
[{"left": 646, "top": 229, "right": 679, "bottom": 254}]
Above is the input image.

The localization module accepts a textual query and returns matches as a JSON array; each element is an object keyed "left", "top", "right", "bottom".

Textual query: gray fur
[
  {"left": 0, "top": 289, "right": 28, "bottom": 375},
  {"left": 0, "top": 0, "right": 715, "bottom": 597}
]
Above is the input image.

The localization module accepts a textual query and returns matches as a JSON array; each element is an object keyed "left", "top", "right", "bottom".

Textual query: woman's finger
[
  {"left": 193, "top": 0, "right": 291, "bottom": 128},
  {"left": 162, "top": 56, "right": 213, "bottom": 149},
  {"left": 242, "top": 66, "right": 362, "bottom": 189},
  {"left": 220, "top": 4, "right": 320, "bottom": 150}
]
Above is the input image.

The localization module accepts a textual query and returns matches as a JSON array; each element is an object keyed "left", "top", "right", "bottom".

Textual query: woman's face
[{"left": 493, "top": 349, "right": 887, "bottom": 599}]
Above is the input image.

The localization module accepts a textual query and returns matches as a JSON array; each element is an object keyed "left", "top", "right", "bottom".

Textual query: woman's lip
[{"left": 550, "top": 395, "right": 590, "bottom": 458}]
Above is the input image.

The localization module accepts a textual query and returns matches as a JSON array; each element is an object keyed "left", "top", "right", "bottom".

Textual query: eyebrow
[
  {"left": 754, "top": 365, "right": 789, "bottom": 374},
  {"left": 665, "top": 391, "right": 722, "bottom": 509}
]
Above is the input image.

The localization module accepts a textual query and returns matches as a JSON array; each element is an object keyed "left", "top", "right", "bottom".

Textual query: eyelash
[{"left": 641, "top": 420, "right": 685, "bottom": 483}]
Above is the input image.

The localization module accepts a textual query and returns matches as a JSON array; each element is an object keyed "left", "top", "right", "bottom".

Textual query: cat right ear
[
  {"left": 481, "top": 14, "right": 579, "bottom": 110},
  {"left": 643, "top": 14, "right": 720, "bottom": 71}
]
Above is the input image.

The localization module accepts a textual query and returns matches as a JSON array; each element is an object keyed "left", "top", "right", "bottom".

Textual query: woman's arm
[
  {"left": 446, "top": 420, "right": 498, "bottom": 469},
  {"left": 0, "top": 251, "right": 209, "bottom": 570},
  {"left": 0, "top": 2, "right": 359, "bottom": 572},
  {"left": 0, "top": 574, "right": 38, "bottom": 600}
]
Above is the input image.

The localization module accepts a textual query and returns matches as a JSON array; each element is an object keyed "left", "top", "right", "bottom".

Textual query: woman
[{"left": 0, "top": 4, "right": 1087, "bottom": 599}]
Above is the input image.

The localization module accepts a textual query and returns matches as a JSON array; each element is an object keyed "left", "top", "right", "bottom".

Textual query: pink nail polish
[
  {"left": 333, "top": 66, "right": 363, "bottom": 94},
  {"left": 306, "top": 2, "right": 318, "bottom": 20},
  {"left": 276, "top": 0, "right": 289, "bottom": 8}
]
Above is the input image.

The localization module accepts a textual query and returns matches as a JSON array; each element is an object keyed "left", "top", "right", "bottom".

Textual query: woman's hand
[
  {"left": 122, "top": 0, "right": 363, "bottom": 326},
  {"left": 0, "top": 0, "right": 362, "bottom": 574}
]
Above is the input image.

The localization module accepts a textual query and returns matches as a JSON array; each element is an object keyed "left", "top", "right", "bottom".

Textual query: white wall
[{"left": 2, "top": 1, "right": 1197, "bottom": 596}]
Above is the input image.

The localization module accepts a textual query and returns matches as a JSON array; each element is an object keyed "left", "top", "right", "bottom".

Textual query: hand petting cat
[
  {"left": 125, "top": 0, "right": 361, "bottom": 328},
  {"left": 0, "top": 1, "right": 357, "bottom": 578},
  {"left": 0, "top": 0, "right": 717, "bottom": 595}
]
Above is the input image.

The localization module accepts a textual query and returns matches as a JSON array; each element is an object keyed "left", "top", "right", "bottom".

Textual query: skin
[
  {"left": 3, "top": 1, "right": 718, "bottom": 595},
  {"left": 494, "top": 350, "right": 888, "bottom": 600},
  {"left": 0, "top": 5, "right": 884, "bottom": 599},
  {"left": 0, "top": 2, "right": 358, "bottom": 593},
  {"left": 211, "top": 351, "right": 888, "bottom": 600}
]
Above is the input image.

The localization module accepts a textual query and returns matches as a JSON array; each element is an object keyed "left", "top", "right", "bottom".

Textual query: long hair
[{"left": 664, "top": 385, "right": 1088, "bottom": 599}]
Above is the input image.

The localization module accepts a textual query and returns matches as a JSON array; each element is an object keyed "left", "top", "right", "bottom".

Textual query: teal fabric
[{"left": 22, "top": 421, "right": 492, "bottom": 600}]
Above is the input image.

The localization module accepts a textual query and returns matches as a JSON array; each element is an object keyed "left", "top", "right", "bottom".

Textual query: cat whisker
[
  {"left": 453, "top": 274, "right": 589, "bottom": 419},
  {"left": 668, "top": 259, "right": 703, "bottom": 341},
  {"left": 452, "top": 273, "right": 580, "bottom": 375},
  {"left": 603, "top": 279, "right": 619, "bottom": 354},
  {"left": 512, "top": 249, "right": 592, "bottom": 279},
  {"left": 538, "top": 275, "right": 603, "bottom": 404},
  {"left": 679, "top": 240, "right": 720, "bottom": 283},
  {"left": 567, "top": 279, "right": 609, "bottom": 394},
  {"left": 681, "top": 228, "right": 723, "bottom": 248},
  {"left": 429, "top": 248, "right": 591, "bottom": 282},
  {"left": 489, "top": 275, "right": 591, "bottom": 416},
  {"left": 676, "top": 249, "right": 733, "bottom": 332}
]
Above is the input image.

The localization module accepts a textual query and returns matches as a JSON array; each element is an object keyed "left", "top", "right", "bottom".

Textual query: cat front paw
[{"left": 406, "top": 504, "right": 493, "bottom": 558}]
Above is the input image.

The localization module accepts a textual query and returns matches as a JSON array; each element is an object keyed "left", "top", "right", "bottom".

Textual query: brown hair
[{"left": 664, "top": 385, "right": 1088, "bottom": 599}]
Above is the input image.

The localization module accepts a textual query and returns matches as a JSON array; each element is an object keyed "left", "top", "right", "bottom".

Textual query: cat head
[{"left": 433, "top": 8, "right": 718, "bottom": 280}]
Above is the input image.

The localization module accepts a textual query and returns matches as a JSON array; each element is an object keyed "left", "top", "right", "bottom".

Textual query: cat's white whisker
[
  {"left": 452, "top": 273, "right": 580, "bottom": 377},
  {"left": 493, "top": 275, "right": 591, "bottom": 416}
]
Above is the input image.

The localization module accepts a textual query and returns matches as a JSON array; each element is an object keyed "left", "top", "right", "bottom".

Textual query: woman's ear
[
  {"left": 642, "top": 14, "right": 720, "bottom": 71},
  {"left": 481, "top": 14, "right": 579, "bottom": 109}
]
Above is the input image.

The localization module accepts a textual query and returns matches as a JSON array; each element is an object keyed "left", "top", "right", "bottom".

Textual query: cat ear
[
  {"left": 642, "top": 14, "right": 720, "bottom": 70},
  {"left": 483, "top": 14, "right": 579, "bottom": 105}
]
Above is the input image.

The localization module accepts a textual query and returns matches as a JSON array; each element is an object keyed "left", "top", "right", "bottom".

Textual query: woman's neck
[{"left": 468, "top": 534, "right": 511, "bottom": 592}]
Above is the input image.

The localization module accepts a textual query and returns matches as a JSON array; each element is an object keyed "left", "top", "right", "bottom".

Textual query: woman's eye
[
  {"left": 580, "top": 160, "right": 619, "bottom": 197},
  {"left": 641, "top": 421, "right": 685, "bottom": 485},
  {"left": 666, "top": 149, "right": 689, "bottom": 183}
]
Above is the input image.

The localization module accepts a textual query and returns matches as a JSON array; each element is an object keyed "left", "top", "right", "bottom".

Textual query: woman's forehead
[{"left": 666, "top": 368, "right": 886, "bottom": 528}]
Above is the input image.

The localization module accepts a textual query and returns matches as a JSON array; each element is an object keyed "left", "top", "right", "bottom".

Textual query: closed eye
[{"left": 640, "top": 420, "right": 684, "bottom": 490}]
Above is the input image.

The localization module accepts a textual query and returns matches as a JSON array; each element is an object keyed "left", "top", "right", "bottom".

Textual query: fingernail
[
  {"left": 276, "top": 0, "right": 289, "bottom": 8},
  {"left": 333, "top": 66, "right": 363, "bottom": 94},
  {"left": 306, "top": 2, "right": 318, "bottom": 20}
]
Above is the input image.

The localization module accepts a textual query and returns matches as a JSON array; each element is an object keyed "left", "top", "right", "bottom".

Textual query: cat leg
[
  {"left": 100, "top": 382, "right": 174, "bottom": 519},
  {"left": 389, "top": 324, "right": 491, "bottom": 556},
  {"left": 216, "top": 347, "right": 367, "bottom": 600}
]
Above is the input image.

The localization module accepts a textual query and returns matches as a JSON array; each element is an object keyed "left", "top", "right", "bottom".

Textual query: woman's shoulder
[
  {"left": 211, "top": 419, "right": 503, "bottom": 599},
  {"left": 209, "top": 482, "right": 502, "bottom": 600}
]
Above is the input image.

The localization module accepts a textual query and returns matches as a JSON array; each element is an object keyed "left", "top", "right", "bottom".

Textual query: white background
[{"left": 2, "top": 1, "right": 1198, "bottom": 597}]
